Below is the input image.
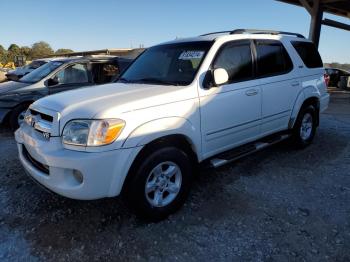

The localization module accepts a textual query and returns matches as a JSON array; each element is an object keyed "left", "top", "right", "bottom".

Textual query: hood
[
  {"left": 0, "top": 81, "right": 31, "bottom": 95},
  {"left": 33, "top": 82, "right": 192, "bottom": 121}
]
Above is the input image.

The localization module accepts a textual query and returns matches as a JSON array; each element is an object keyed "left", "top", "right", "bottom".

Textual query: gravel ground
[{"left": 0, "top": 92, "right": 349, "bottom": 261}]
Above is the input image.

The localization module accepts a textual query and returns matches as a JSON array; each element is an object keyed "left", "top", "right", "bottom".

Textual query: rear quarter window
[{"left": 291, "top": 41, "right": 323, "bottom": 68}]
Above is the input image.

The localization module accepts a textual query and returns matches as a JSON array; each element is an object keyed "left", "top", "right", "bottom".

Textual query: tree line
[{"left": 0, "top": 41, "right": 73, "bottom": 64}]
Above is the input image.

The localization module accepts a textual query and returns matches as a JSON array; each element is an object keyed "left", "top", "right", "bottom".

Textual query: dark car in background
[
  {"left": 0, "top": 55, "right": 132, "bottom": 129},
  {"left": 5, "top": 58, "right": 53, "bottom": 81},
  {"left": 325, "top": 67, "right": 350, "bottom": 88}
]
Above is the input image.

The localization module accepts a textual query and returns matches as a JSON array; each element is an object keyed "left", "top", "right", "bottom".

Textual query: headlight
[
  {"left": 24, "top": 109, "right": 32, "bottom": 126},
  {"left": 62, "top": 119, "right": 125, "bottom": 146}
]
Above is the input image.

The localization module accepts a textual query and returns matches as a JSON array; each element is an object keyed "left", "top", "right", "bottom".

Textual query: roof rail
[
  {"left": 200, "top": 31, "right": 232, "bottom": 36},
  {"left": 230, "top": 29, "right": 305, "bottom": 38}
]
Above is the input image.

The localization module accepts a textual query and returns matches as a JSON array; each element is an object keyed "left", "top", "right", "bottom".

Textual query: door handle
[
  {"left": 245, "top": 89, "right": 258, "bottom": 96},
  {"left": 291, "top": 81, "right": 299, "bottom": 87}
]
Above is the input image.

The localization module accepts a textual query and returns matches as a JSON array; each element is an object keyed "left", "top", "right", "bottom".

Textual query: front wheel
[
  {"left": 291, "top": 105, "right": 317, "bottom": 148},
  {"left": 125, "top": 147, "right": 193, "bottom": 221}
]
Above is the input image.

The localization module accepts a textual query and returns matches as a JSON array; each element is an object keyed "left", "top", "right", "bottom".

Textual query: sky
[{"left": 1, "top": 0, "right": 350, "bottom": 63}]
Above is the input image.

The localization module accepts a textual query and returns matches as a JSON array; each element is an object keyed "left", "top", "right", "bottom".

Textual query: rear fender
[{"left": 289, "top": 85, "right": 320, "bottom": 128}]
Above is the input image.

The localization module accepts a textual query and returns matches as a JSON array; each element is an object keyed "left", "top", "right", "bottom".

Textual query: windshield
[
  {"left": 20, "top": 61, "right": 64, "bottom": 83},
  {"left": 118, "top": 41, "right": 212, "bottom": 86}
]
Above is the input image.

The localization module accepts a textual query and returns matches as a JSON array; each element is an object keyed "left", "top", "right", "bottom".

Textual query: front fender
[{"left": 122, "top": 117, "right": 201, "bottom": 158}]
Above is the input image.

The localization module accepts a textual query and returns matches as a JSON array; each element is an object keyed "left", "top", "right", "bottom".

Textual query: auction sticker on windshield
[{"left": 179, "top": 51, "right": 204, "bottom": 60}]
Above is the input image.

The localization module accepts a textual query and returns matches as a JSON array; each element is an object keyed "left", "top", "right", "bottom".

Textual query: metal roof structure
[
  {"left": 278, "top": 0, "right": 350, "bottom": 18},
  {"left": 276, "top": 0, "right": 350, "bottom": 47}
]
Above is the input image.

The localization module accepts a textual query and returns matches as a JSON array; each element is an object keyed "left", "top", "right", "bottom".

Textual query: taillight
[{"left": 324, "top": 73, "right": 330, "bottom": 87}]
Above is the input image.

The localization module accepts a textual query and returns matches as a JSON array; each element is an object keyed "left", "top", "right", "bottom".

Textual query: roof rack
[
  {"left": 200, "top": 29, "right": 305, "bottom": 38},
  {"left": 200, "top": 31, "right": 232, "bottom": 36},
  {"left": 230, "top": 29, "right": 305, "bottom": 38}
]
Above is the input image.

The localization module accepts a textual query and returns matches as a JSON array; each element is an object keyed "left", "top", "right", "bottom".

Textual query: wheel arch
[
  {"left": 121, "top": 133, "right": 199, "bottom": 196},
  {"left": 289, "top": 88, "right": 320, "bottom": 129},
  {"left": 3, "top": 100, "right": 33, "bottom": 125}
]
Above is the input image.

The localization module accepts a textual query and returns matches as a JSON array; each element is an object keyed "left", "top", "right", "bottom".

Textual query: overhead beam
[
  {"left": 309, "top": 0, "right": 323, "bottom": 47},
  {"left": 322, "top": 18, "right": 350, "bottom": 31},
  {"left": 322, "top": 0, "right": 346, "bottom": 4},
  {"left": 299, "top": 0, "right": 313, "bottom": 14}
]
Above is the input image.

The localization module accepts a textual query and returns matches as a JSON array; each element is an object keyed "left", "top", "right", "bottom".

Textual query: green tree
[
  {"left": 55, "top": 48, "right": 74, "bottom": 55},
  {"left": 0, "top": 44, "right": 6, "bottom": 64},
  {"left": 20, "top": 46, "right": 32, "bottom": 59},
  {"left": 8, "top": 44, "right": 20, "bottom": 53},
  {"left": 30, "top": 41, "right": 54, "bottom": 59},
  {"left": 7, "top": 43, "right": 21, "bottom": 62}
]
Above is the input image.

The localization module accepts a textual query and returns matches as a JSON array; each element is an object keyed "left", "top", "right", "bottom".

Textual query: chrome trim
[
  {"left": 34, "top": 120, "right": 52, "bottom": 133},
  {"left": 210, "top": 134, "right": 291, "bottom": 168}
]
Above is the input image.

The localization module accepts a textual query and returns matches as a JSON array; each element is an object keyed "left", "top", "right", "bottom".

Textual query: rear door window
[
  {"left": 291, "top": 41, "right": 323, "bottom": 68},
  {"left": 212, "top": 40, "right": 254, "bottom": 83},
  {"left": 92, "top": 62, "right": 120, "bottom": 84},
  {"left": 255, "top": 40, "right": 293, "bottom": 77}
]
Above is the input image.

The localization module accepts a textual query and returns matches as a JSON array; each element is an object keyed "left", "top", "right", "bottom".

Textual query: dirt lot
[{"left": 0, "top": 92, "right": 349, "bottom": 261}]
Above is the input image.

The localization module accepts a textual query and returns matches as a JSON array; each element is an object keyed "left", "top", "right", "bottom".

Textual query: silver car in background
[{"left": 5, "top": 58, "right": 56, "bottom": 81}]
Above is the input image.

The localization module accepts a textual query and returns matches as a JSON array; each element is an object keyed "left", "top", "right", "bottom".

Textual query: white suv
[{"left": 15, "top": 29, "right": 329, "bottom": 221}]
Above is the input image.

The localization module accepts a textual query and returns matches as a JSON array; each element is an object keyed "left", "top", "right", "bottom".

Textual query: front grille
[
  {"left": 22, "top": 146, "right": 49, "bottom": 175},
  {"left": 30, "top": 109, "right": 53, "bottom": 122}
]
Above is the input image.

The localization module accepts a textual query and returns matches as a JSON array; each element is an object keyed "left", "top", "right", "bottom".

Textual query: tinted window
[
  {"left": 92, "top": 62, "right": 119, "bottom": 84},
  {"left": 119, "top": 41, "right": 212, "bottom": 86},
  {"left": 118, "top": 59, "right": 132, "bottom": 72},
  {"left": 213, "top": 40, "right": 253, "bottom": 83},
  {"left": 256, "top": 40, "right": 293, "bottom": 77},
  {"left": 291, "top": 41, "right": 323, "bottom": 68}
]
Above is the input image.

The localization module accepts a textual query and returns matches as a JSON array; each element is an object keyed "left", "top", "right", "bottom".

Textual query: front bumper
[{"left": 15, "top": 125, "right": 141, "bottom": 200}]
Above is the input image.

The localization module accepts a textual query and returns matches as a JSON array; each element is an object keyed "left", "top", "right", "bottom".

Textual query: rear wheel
[
  {"left": 9, "top": 103, "right": 30, "bottom": 130},
  {"left": 125, "top": 147, "right": 193, "bottom": 221},
  {"left": 292, "top": 105, "right": 317, "bottom": 148}
]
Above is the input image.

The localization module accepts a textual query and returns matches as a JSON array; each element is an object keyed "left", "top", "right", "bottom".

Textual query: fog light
[{"left": 72, "top": 170, "right": 83, "bottom": 184}]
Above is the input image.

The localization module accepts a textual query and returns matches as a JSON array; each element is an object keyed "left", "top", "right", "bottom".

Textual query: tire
[
  {"left": 125, "top": 147, "right": 193, "bottom": 221},
  {"left": 291, "top": 105, "right": 317, "bottom": 148},
  {"left": 9, "top": 103, "right": 30, "bottom": 130}
]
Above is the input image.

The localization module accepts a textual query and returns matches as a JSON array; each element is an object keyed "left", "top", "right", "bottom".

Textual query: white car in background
[
  {"left": 15, "top": 29, "right": 329, "bottom": 221},
  {"left": 5, "top": 58, "right": 54, "bottom": 81}
]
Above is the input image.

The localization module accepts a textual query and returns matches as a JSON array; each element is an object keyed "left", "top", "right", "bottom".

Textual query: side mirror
[
  {"left": 213, "top": 68, "right": 229, "bottom": 86},
  {"left": 45, "top": 77, "right": 59, "bottom": 87}
]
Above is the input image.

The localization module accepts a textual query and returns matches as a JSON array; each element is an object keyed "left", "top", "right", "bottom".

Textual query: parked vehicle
[
  {"left": 5, "top": 58, "right": 53, "bottom": 81},
  {"left": 15, "top": 29, "right": 329, "bottom": 221},
  {"left": 325, "top": 67, "right": 350, "bottom": 88},
  {"left": 0, "top": 56, "right": 132, "bottom": 129}
]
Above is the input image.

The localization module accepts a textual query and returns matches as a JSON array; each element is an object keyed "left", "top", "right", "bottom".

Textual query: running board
[{"left": 210, "top": 133, "right": 291, "bottom": 168}]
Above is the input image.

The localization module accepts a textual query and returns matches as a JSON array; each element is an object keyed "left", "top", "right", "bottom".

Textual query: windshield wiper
[{"left": 132, "top": 78, "right": 179, "bottom": 86}]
